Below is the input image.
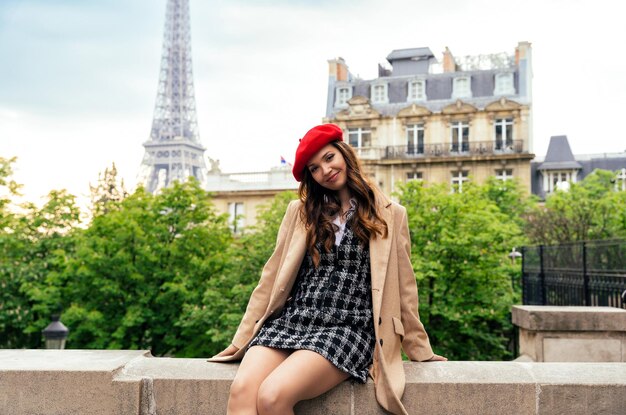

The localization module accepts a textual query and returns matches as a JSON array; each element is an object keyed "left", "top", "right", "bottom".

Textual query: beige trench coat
[{"left": 207, "top": 192, "right": 434, "bottom": 415}]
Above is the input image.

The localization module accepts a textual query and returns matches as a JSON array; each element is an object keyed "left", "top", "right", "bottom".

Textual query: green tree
[
  {"left": 526, "top": 170, "right": 626, "bottom": 244},
  {"left": 180, "top": 191, "right": 296, "bottom": 356},
  {"left": 0, "top": 157, "right": 81, "bottom": 348},
  {"left": 397, "top": 180, "right": 525, "bottom": 360},
  {"left": 54, "top": 180, "right": 232, "bottom": 356}
]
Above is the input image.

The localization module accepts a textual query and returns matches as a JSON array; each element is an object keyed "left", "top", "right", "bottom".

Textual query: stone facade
[
  {"left": 205, "top": 165, "right": 298, "bottom": 230},
  {"left": 324, "top": 42, "right": 535, "bottom": 195}
]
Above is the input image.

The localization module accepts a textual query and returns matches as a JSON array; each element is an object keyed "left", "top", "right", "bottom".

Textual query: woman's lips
[{"left": 327, "top": 172, "right": 340, "bottom": 183}]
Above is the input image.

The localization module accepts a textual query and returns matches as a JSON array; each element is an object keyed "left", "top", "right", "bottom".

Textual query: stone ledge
[
  {"left": 1, "top": 350, "right": 626, "bottom": 414},
  {"left": 512, "top": 305, "right": 626, "bottom": 331}
]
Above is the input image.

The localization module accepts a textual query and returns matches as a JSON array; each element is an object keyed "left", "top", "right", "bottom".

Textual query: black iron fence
[{"left": 522, "top": 239, "right": 626, "bottom": 308}]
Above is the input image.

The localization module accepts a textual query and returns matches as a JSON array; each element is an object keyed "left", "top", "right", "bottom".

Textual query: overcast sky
[{"left": 1, "top": 0, "right": 625, "bottom": 207}]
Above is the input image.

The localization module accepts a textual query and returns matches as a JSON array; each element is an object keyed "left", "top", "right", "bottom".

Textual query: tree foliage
[
  {"left": 178, "top": 191, "right": 296, "bottom": 356},
  {"left": 397, "top": 179, "right": 527, "bottom": 360},
  {"left": 57, "top": 180, "right": 232, "bottom": 356},
  {"left": 525, "top": 170, "right": 626, "bottom": 244},
  {"left": 1, "top": 157, "right": 80, "bottom": 348},
  {"left": 4, "top": 157, "right": 626, "bottom": 362}
]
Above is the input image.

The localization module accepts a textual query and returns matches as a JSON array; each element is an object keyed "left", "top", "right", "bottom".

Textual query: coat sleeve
[
  {"left": 396, "top": 205, "right": 435, "bottom": 362},
  {"left": 230, "top": 200, "right": 297, "bottom": 349}
]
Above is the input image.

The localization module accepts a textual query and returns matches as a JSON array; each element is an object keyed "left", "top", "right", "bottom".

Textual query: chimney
[
  {"left": 515, "top": 41, "right": 531, "bottom": 66},
  {"left": 328, "top": 57, "right": 349, "bottom": 82},
  {"left": 442, "top": 47, "right": 457, "bottom": 73},
  {"left": 378, "top": 63, "right": 391, "bottom": 77}
]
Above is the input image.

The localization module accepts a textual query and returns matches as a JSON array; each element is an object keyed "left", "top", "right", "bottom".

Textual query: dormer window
[
  {"left": 408, "top": 80, "right": 426, "bottom": 102},
  {"left": 452, "top": 76, "right": 472, "bottom": 99},
  {"left": 494, "top": 72, "right": 515, "bottom": 95},
  {"left": 335, "top": 86, "right": 352, "bottom": 107},
  {"left": 371, "top": 83, "right": 388, "bottom": 104}
]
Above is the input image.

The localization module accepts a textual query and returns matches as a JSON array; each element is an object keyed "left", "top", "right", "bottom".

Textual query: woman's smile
[{"left": 327, "top": 171, "right": 340, "bottom": 183}]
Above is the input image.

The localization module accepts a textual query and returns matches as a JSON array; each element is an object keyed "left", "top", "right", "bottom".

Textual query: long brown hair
[{"left": 298, "top": 141, "right": 388, "bottom": 266}]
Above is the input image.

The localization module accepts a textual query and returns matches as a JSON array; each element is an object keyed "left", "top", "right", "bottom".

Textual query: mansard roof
[{"left": 537, "top": 135, "right": 583, "bottom": 170}]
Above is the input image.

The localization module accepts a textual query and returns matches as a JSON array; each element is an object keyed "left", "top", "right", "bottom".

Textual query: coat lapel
[
  {"left": 268, "top": 216, "right": 307, "bottom": 307},
  {"left": 369, "top": 192, "right": 394, "bottom": 312}
]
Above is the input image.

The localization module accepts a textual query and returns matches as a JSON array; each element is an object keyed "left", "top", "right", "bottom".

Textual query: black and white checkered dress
[{"left": 248, "top": 214, "right": 376, "bottom": 383}]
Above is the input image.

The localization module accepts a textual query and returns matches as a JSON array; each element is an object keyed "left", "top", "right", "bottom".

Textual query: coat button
[
  {"left": 379, "top": 339, "right": 383, "bottom": 346},
  {"left": 378, "top": 317, "right": 382, "bottom": 325}
]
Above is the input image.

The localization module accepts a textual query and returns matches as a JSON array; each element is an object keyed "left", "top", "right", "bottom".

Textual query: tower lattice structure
[{"left": 139, "top": 0, "right": 207, "bottom": 193}]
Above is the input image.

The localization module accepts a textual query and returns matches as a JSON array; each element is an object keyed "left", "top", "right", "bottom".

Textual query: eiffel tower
[{"left": 138, "top": 0, "right": 207, "bottom": 194}]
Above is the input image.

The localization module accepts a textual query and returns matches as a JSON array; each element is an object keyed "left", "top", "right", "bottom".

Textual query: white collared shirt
[{"left": 332, "top": 198, "right": 357, "bottom": 246}]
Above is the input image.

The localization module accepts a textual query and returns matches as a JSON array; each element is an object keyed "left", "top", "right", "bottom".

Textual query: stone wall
[
  {"left": 2, "top": 349, "right": 626, "bottom": 414},
  {"left": 512, "top": 305, "right": 626, "bottom": 362}
]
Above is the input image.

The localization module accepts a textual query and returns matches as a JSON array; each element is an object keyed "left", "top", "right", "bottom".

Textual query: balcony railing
[{"left": 382, "top": 139, "right": 524, "bottom": 160}]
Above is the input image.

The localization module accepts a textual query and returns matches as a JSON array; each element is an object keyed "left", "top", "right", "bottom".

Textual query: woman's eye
[
  {"left": 326, "top": 154, "right": 334, "bottom": 161},
  {"left": 310, "top": 166, "right": 317, "bottom": 173}
]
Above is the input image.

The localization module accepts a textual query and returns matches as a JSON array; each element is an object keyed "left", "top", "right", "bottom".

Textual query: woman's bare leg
[
  {"left": 256, "top": 349, "right": 350, "bottom": 415},
  {"left": 227, "top": 345, "right": 291, "bottom": 415}
]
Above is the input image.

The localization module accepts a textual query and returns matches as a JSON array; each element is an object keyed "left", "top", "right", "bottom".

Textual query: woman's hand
[
  {"left": 425, "top": 353, "right": 448, "bottom": 362},
  {"left": 212, "top": 344, "right": 240, "bottom": 358}
]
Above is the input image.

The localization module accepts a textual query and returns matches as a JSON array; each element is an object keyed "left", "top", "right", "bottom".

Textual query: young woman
[{"left": 208, "top": 124, "right": 446, "bottom": 415}]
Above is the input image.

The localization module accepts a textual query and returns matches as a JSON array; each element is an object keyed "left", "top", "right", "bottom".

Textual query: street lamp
[
  {"left": 42, "top": 314, "right": 69, "bottom": 349},
  {"left": 508, "top": 247, "right": 522, "bottom": 264}
]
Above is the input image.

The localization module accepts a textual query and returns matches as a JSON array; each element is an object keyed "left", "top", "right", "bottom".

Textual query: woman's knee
[
  {"left": 256, "top": 381, "right": 291, "bottom": 415},
  {"left": 229, "top": 376, "right": 255, "bottom": 403}
]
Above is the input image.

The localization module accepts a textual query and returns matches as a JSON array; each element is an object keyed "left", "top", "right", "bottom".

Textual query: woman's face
[{"left": 306, "top": 143, "right": 348, "bottom": 192}]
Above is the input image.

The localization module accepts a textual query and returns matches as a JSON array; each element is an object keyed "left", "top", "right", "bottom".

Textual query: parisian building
[
  {"left": 531, "top": 135, "right": 626, "bottom": 199},
  {"left": 323, "top": 41, "right": 534, "bottom": 194},
  {"left": 208, "top": 42, "right": 535, "bottom": 231}
]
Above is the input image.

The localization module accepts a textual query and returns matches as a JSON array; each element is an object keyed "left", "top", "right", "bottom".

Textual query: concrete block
[
  {"left": 122, "top": 358, "right": 237, "bottom": 415},
  {"left": 401, "top": 362, "right": 537, "bottom": 415},
  {"left": 512, "top": 306, "right": 626, "bottom": 331},
  {"left": 294, "top": 381, "right": 352, "bottom": 415},
  {"left": 3, "top": 350, "right": 626, "bottom": 414},
  {"left": 0, "top": 349, "right": 149, "bottom": 415},
  {"left": 352, "top": 382, "right": 387, "bottom": 414},
  {"left": 543, "top": 338, "right": 622, "bottom": 362},
  {"left": 538, "top": 385, "right": 626, "bottom": 415}
]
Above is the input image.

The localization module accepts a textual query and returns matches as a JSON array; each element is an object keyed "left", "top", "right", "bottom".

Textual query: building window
[
  {"left": 406, "top": 124, "right": 424, "bottom": 155},
  {"left": 407, "top": 171, "right": 423, "bottom": 181},
  {"left": 496, "top": 169, "right": 513, "bottom": 181},
  {"left": 335, "top": 86, "right": 352, "bottom": 107},
  {"left": 371, "top": 83, "right": 388, "bottom": 104},
  {"left": 408, "top": 80, "right": 426, "bottom": 101},
  {"left": 451, "top": 170, "right": 469, "bottom": 193},
  {"left": 452, "top": 76, "right": 472, "bottom": 99},
  {"left": 615, "top": 168, "right": 626, "bottom": 191},
  {"left": 348, "top": 127, "right": 372, "bottom": 148},
  {"left": 451, "top": 121, "right": 469, "bottom": 152},
  {"left": 494, "top": 118, "right": 514, "bottom": 150},
  {"left": 228, "top": 202, "right": 244, "bottom": 234},
  {"left": 544, "top": 170, "right": 578, "bottom": 194},
  {"left": 494, "top": 72, "right": 515, "bottom": 95}
]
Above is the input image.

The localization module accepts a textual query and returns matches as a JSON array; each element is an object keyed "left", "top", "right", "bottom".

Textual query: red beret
[{"left": 292, "top": 124, "right": 343, "bottom": 182}]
